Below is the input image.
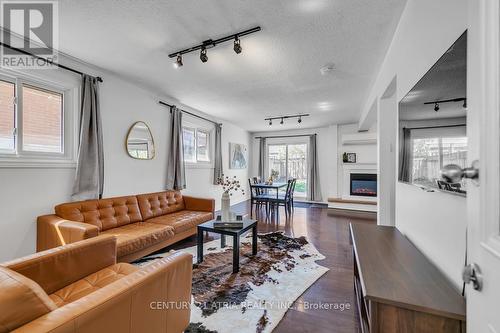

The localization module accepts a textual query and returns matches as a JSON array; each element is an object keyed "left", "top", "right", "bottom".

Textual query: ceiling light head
[
  {"left": 200, "top": 47, "right": 208, "bottom": 63},
  {"left": 269, "top": 119, "right": 272, "bottom": 126},
  {"left": 463, "top": 99, "right": 467, "bottom": 109},
  {"left": 233, "top": 36, "right": 242, "bottom": 54},
  {"left": 173, "top": 54, "right": 183, "bottom": 68},
  {"left": 280, "top": 118, "right": 284, "bottom": 125},
  {"left": 298, "top": 116, "right": 302, "bottom": 124},
  {"left": 434, "top": 103, "right": 440, "bottom": 112}
]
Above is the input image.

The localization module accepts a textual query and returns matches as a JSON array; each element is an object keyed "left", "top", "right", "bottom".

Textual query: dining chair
[
  {"left": 290, "top": 178, "right": 297, "bottom": 211},
  {"left": 248, "top": 178, "right": 269, "bottom": 217},
  {"left": 267, "top": 179, "right": 294, "bottom": 217}
]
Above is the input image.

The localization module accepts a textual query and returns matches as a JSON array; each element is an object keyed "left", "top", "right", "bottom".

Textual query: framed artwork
[
  {"left": 229, "top": 143, "right": 248, "bottom": 169},
  {"left": 343, "top": 152, "right": 357, "bottom": 163}
]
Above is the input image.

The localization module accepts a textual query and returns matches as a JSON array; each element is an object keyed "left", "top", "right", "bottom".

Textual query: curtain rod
[
  {"left": 158, "top": 101, "right": 221, "bottom": 126},
  {"left": 0, "top": 42, "right": 103, "bottom": 82},
  {"left": 403, "top": 124, "right": 466, "bottom": 130},
  {"left": 254, "top": 134, "right": 317, "bottom": 139}
]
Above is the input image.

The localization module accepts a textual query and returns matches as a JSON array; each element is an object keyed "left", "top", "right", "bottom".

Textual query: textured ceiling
[
  {"left": 400, "top": 31, "right": 467, "bottom": 121},
  {"left": 58, "top": 0, "right": 407, "bottom": 131}
]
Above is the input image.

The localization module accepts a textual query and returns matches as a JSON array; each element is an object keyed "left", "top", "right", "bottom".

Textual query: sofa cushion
[
  {"left": 147, "top": 210, "right": 213, "bottom": 233},
  {"left": 55, "top": 196, "right": 143, "bottom": 231},
  {"left": 101, "top": 222, "right": 175, "bottom": 257},
  {"left": 137, "top": 191, "right": 185, "bottom": 221},
  {"left": 0, "top": 266, "right": 57, "bottom": 332},
  {"left": 49, "top": 263, "right": 138, "bottom": 307}
]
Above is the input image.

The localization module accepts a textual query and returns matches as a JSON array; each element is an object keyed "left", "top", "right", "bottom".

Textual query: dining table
[{"left": 250, "top": 182, "right": 288, "bottom": 218}]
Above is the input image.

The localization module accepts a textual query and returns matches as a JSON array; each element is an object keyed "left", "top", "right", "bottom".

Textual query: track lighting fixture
[
  {"left": 424, "top": 97, "right": 466, "bottom": 112},
  {"left": 200, "top": 47, "right": 208, "bottom": 63},
  {"left": 265, "top": 114, "right": 310, "bottom": 126},
  {"left": 168, "top": 26, "right": 260, "bottom": 67},
  {"left": 173, "top": 54, "right": 183, "bottom": 68},
  {"left": 233, "top": 36, "right": 242, "bottom": 54}
]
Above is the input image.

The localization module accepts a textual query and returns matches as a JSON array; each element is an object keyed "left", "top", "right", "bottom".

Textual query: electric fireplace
[{"left": 350, "top": 173, "right": 377, "bottom": 197}]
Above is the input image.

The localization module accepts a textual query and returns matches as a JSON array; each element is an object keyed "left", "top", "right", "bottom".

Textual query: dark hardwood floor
[{"left": 170, "top": 200, "right": 376, "bottom": 333}]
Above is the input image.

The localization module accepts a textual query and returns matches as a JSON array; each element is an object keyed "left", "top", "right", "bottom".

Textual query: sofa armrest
[
  {"left": 12, "top": 251, "right": 193, "bottom": 333},
  {"left": 37, "top": 214, "right": 99, "bottom": 252},
  {"left": 3, "top": 235, "right": 117, "bottom": 295},
  {"left": 183, "top": 195, "right": 215, "bottom": 213}
]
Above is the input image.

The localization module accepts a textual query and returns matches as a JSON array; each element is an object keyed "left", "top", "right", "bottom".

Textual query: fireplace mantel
[{"left": 342, "top": 163, "right": 377, "bottom": 202}]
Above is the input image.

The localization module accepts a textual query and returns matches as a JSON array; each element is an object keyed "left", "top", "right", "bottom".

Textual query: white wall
[
  {"left": 0, "top": 57, "right": 250, "bottom": 262},
  {"left": 358, "top": 0, "right": 468, "bottom": 288},
  {"left": 250, "top": 126, "right": 337, "bottom": 202},
  {"left": 182, "top": 120, "right": 251, "bottom": 209},
  {"left": 336, "top": 123, "right": 377, "bottom": 198},
  {"left": 378, "top": 79, "right": 397, "bottom": 226}
]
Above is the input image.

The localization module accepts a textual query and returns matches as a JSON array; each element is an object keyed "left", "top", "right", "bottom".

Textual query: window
[
  {"left": 0, "top": 80, "right": 15, "bottom": 151},
  {"left": 182, "top": 126, "right": 211, "bottom": 164},
  {"left": 412, "top": 136, "right": 468, "bottom": 190},
  {"left": 268, "top": 143, "right": 308, "bottom": 197},
  {"left": 22, "top": 85, "right": 63, "bottom": 153},
  {"left": 0, "top": 74, "right": 72, "bottom": 166},
  {"left": 196, "top": 130, "right": 210, "bottom": 162}
]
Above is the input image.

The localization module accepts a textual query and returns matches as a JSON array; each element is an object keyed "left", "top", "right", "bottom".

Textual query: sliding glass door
[{"left": 268, "top": 143, "right": 308, "bottom": 198}]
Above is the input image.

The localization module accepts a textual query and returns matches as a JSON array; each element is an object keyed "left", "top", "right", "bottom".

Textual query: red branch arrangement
[{"left": 216, "top": 175, "right": 245, "bottom": 196}]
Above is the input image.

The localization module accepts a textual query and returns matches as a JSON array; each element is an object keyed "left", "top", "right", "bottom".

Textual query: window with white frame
[
  {"left": 0, "top": 74, "right": 72, "bottom": 165},
  {"left": 182, "top": 126, "right": 211, "bottom": 164}
]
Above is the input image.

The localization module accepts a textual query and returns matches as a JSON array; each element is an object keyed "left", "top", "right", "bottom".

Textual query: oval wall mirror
[{"left": 126, "top": 121, "right": 155, "bottom": 160}]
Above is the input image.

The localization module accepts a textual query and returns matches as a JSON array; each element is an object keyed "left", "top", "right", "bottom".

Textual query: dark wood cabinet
[{"left": 350, "top": 223, "right": 466, "bottom": 333}]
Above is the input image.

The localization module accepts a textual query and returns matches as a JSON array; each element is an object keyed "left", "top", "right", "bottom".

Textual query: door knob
[
  {"left": 441, "top": 160, "right": 479, "bottom": 183},
  {"left": 462, "top": 263, "right": 483, "bottom": 291}
]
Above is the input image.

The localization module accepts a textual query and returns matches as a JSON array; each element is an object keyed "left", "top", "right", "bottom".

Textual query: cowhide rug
[{"left": 135, "top": 232, "right": 329, "bottom": 333}]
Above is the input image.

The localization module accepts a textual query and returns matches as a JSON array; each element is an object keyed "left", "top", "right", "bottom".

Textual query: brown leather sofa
[
  {"left": 0, "top": 235, "right": 192, "bottom": 333},
  {"left": 37, "top": 191, "right": 214, "bottom": 262}
]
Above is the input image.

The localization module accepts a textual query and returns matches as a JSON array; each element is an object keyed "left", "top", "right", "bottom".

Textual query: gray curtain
[
  {"left": 72, "top": 75, "right": 104, "bottom": 201},
  {"left": 213, "top": 123, "right": 223, "bottom": 184},
  {"left": 399, "top": 127, "right": 412, "bottom": 182},
  {"left": 307, "top": 134, "right": 322, "bottom": 201},
  {"left": 166, "top": 106, "right": 186, "bottom": 190},
  {"left": 258, "top": 138, "right": 266, "bottom": 179}
]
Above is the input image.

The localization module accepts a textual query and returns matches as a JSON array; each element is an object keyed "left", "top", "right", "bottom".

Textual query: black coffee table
[{"left": 197, "top": 218, "right": 258, "bottom": 273}]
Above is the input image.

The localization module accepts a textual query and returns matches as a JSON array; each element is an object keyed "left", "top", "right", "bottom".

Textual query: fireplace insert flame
[{"left": 350, "top": 173, "right": 377, "bottom": 197}]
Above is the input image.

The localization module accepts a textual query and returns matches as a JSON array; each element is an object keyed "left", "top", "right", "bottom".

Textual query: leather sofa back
[
  {"left": 0, "top": 266, "right": 57, "bottom": 332},
  {"left": 55, "top": 196, "right": 142, "bottom": 231},
  {"left": 137, "top": 191, "right": 185, "bottom": 220}
]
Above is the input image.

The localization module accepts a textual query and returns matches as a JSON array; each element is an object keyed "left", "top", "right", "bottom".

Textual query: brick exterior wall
[
  {"left": 0, "top": 81, "right": 15, "bottom": 150},
  {"left": 0, "top": 81, "right": 62, "bottom": 152},
  {"left": 22, "top": 86, "right": 62, "bottom": 152}
]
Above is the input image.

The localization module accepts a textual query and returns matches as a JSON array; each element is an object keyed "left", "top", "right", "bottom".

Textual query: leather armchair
[
  {"left": 36, "top": 215, "right": 99, "bottom": 252},
  {"left": 1, "top": 236, "right": 192, "bottom": 333}
]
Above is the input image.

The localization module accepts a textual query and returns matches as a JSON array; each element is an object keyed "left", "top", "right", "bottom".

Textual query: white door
[{"left": 466, "top": 0, "right": 500, "bottom": 331}]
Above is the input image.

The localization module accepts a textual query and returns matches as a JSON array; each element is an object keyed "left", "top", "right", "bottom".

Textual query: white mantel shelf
[{"left": 341, "top": 132, "right": 377, "bottom": 145}]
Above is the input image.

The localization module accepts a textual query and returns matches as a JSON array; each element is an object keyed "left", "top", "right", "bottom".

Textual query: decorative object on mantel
[
  {"left": 343, "top": 152, "right": 357, "bottom": 163},
  {"left": 216, "top": 175, "right": 245, "bottom": 221},
  {"left": 229, "top": 143, "right": 248, "bottom": 169}
]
